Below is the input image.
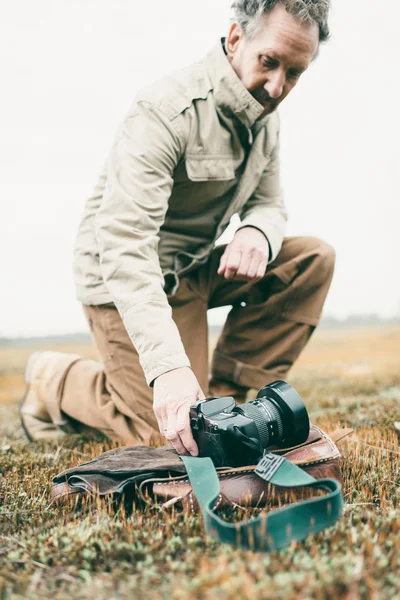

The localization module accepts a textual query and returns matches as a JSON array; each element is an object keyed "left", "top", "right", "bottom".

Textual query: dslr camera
[{"left": 190, "top": 381, "right": 310, "bottom": 467}]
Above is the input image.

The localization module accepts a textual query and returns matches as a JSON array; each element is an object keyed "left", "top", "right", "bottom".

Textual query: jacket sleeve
[
  {"left": 95, "top": 100, "right": 190, "bottom": 386},
  {"left": 238, "top": 130, "right": 287, "bottom": 262}
]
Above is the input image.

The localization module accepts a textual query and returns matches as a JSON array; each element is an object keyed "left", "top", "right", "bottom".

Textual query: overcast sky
[{"left": 1, "top": 0, "right": 399, "bottom": 337}]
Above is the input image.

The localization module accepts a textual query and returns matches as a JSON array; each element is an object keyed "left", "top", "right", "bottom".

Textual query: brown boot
[
  {"left": 20, "top": 352, "right": 70, "bottom": 441},
  {"left": 208, "top": 378, "right": 249, "bottom": 405}
]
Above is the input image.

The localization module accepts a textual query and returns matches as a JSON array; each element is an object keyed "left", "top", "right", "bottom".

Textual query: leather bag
[{"left": 52, "top": 425, "right": 352, "bottom": 551}]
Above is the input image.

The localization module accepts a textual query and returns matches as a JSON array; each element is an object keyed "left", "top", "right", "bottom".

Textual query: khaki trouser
[{"left": 45, "top": 237, "right": 335, "bottom": 445}]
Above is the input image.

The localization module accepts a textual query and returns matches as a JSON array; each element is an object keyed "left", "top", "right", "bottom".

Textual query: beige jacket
[{"left": 73, "top": 40, "right": 287, "bottom": 385}]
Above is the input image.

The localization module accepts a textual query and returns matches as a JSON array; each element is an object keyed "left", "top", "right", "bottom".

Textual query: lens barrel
[
  {"left": 234, "top": 381, "right": 309, "bottom": 450},
  {"left": 234, "top": 400, "right": 282, "bottom": 448}
]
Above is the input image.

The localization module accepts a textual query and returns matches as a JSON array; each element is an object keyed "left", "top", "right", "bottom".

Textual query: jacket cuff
[
  {"left": 236, "top": 224, "right": 272, "bottom": 261},
  {"left": 146, "top": 353, "right": 192, "bottom": 387},
  {"left": 239, "top": 215, "right": 284, "bottom": 262}
]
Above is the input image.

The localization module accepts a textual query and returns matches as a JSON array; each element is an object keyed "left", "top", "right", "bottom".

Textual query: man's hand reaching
[
  {"left": 217, "top": 227, "right": 270, "bottom": 281},
  {"left": 153, "top": 367, "right": 205, "bottom": 456}
]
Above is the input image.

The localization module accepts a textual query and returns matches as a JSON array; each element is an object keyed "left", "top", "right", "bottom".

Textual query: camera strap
[{"left": 181, "top": 453, "right": 343, "bottom": 552}]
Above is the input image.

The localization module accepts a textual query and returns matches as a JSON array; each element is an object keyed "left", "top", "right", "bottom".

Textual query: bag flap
[
  {"left": 272, "top": 424, "right": 323, "bottom": 454},
  {"left": 280, "top": 426, "right": 340, "bottom": 465}
]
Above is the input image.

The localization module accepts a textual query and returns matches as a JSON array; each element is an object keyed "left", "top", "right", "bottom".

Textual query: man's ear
[{"left": 226, "top": 22, "right": 243, "bottom": 58}]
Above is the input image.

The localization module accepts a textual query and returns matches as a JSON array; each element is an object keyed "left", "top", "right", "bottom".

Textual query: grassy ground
[{"left": 0, "top": 326, "right": 399, "bottom": 599}]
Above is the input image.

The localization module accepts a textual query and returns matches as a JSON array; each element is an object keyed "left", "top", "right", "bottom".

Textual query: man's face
[{"left": 226, "top": 3, "right": 319, "bottom": 115}]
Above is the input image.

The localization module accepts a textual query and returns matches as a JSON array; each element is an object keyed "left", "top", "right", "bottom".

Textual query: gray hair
[{"left": 231, "top": 0, "right": 331, "bottom": 42}]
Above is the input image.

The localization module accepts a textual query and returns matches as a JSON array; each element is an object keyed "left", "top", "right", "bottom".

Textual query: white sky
[{"left": 0, "top": 0, "right": 399, "bottom": 337}]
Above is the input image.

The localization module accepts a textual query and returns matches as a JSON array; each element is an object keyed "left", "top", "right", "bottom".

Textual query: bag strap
[{"left": 182, "top": 453, "right": 343, "bottom": 552}]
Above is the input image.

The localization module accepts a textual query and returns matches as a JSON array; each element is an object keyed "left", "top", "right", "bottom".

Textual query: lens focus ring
[
  {"left": 256, "top": 399, "right": 284, "bottom": 441},
  {"left": 236, "top": 399, "right": 284, "bottom": 449},
  {"left": 236, "top": 402, "right": 271, "bottom": 447}
]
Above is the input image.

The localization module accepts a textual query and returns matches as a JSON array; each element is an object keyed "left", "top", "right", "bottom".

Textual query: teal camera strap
[{"left": 181, "top": 453, "right": 343, "bottom": 552}]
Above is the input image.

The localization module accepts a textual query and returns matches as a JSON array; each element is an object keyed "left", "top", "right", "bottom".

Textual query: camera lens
[{"left": 233, "top": 381, "right": 309, "bottom": 449}]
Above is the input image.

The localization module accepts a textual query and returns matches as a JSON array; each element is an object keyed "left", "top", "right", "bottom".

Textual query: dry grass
[{"left": 0, "top": 326, "right": 399, "bottom": 599}]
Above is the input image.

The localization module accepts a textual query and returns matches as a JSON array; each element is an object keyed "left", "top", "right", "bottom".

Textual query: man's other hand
[
  {"left": 217, "top": 227, "right": 270, "bottom": 281},
  {"left": 153, "top": 367, "right": 205, "bottom": 456}
]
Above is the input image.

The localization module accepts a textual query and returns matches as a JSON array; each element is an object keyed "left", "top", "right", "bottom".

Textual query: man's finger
[
  {"left": 157, "top": 418, "right": 167, "bottom": 438},
  {"left": 166, "top": 412, "right": 187, "bottom": 455},
  {"left": 224, "top": 249, "right": 242, "bottom": 279},
  {"left": 176, "top": 405, "right": 198, "bottom": 456},
  {"left": 256, "top": 259, "right": 268, "bottom": 280},
  {"left": 246, "top": 255, "right": 262, "bottom": 280},
  {"left": 217, "top": 250, "right": 229, "bottom": 275},
  {"left": 235, "top": 250, "right": 253, "bottom": 279},
  {"left": 154, "top": 404, "right": 167, "bottom": 438}
]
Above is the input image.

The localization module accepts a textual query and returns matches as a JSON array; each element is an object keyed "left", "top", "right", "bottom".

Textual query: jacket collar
[{"left": 203, "top": 39, "right": 265, "bottom": 129}]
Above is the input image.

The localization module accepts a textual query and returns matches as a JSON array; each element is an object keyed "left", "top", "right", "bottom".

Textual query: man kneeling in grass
[{"left": 21, "top": 0, "right": 335, "bottom": 456}]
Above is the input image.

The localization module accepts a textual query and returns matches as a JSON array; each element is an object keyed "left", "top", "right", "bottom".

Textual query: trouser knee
[
  {"left": 299, "top": 237, "right": 336, "bottom": 287},
  {"left": 275, "top": 237, "right": 335, "bottom": 325}
]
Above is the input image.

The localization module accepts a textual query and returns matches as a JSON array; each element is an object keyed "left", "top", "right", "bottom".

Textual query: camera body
[{"left": 190, "top": 381, "right": 310, "bottom": 467}]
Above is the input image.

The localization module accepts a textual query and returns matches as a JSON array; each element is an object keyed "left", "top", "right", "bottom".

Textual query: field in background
[{"left": 0, "top": 326, "right": 399, "bottom": 599}]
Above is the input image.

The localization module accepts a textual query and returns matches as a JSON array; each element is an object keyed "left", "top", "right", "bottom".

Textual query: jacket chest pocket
[{"left": 185, "top": 156, "right": 236, "bottom": 182}]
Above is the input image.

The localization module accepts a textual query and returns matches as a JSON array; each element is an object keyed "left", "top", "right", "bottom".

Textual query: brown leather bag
[
  {"left": 138, "top": 426, "right": 352, "bottom": 512},
  {"left": 52, "top": 425, "right": 353, "bottom": 511}
]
